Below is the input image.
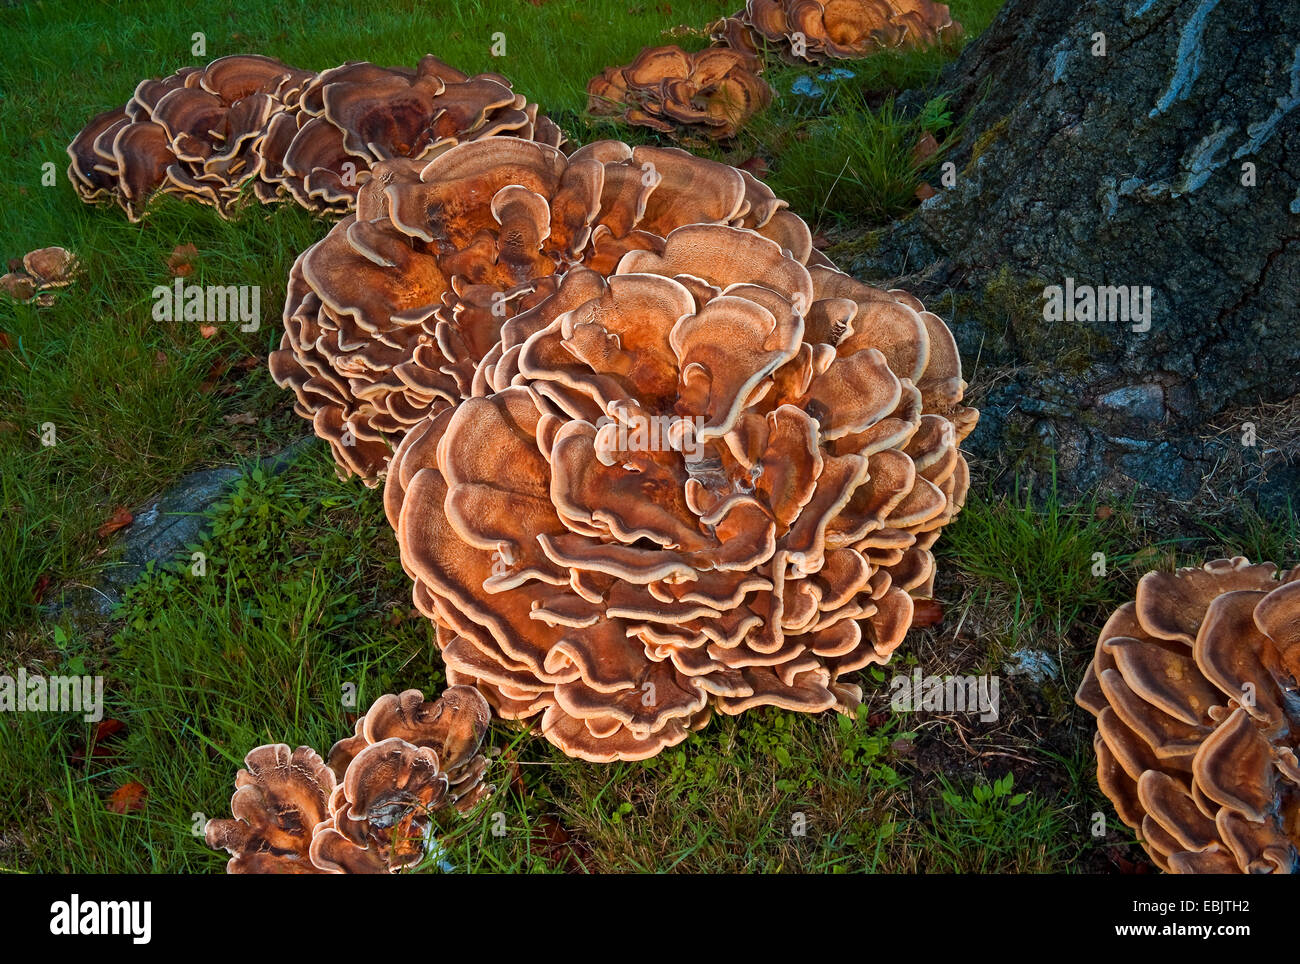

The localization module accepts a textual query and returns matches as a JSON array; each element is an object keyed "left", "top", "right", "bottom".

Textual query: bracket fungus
[
  {"left": 1, "top": 246, "right": 79, "bottom": 306},
  {"left": 67, "top": 55, "right": 313, "bottom": 221},
  {"left": 271, "top": 137, "right": 833, "bottom": 481},
  {"left": 205, "top": 686, "right": 492, "bottom": 873},
  {"left": 587, "top": 45, "right": 772, "bottom": 140},
  {"left": 67, "top": 54, "right": 560, "bottom": 220},
  {"left": 712, "top": 0, "right": 962, "bottom": 62},
  {"left": 257, "top": 54, "right": 563, "bottom": 216},
  {"left": 1076, "top": 558, "right": 1300, "bottom": 873},
  {"left": 383, "top": 221, "right": 976, "bottom": 762}
]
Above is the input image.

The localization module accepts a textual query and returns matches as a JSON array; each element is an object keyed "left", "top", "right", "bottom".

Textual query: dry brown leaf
[
  {"left": 107, "top": 781, "right": 148, "bottom": 814},
  {"left": 167, "top": 243, "right": 199, "bottom": 277},
  {"left": 96, "top": 506, "right": 134, "bottom": 538},
  {"left": 912, "top": 132, "right": 940, "bottom": 165},
  {"left": 910, "top": 598, "right": 945, "bottom": 627}
]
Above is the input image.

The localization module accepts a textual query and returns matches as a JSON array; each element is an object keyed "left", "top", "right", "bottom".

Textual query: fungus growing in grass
[
  {"left": 1, "top": 246, "right": 79, "bottom": 306},
  {"left": 1076, "top": 557, "right": 1300, "bottom": 873},
  {"left": 257, "top": 55, "right": 563, "bottom": 215},
  {"left": 205, "top": 686, "right": 492, "bottom": 874},
  {"left": 383, "top": 222, "right": 976, "bottom": 762},
  {"left": 271, "top": 137, "right": 834, "bottom": 481},
  {"left": 587, "top": 45, "right": 772, "bottom": 140},
  {"left": 712, "top": 0, "right": 962, "bottom": 62},
  {"left": 67, "top": 55, "right": 310, "bottom": 221},
  {"left": 66, "top": 54, "right": 560, "bottom": 220}
]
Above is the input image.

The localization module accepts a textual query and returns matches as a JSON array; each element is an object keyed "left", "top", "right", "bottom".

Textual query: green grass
[
  {"left": 2, "top": 450, "right": 1095, "bottom": 873},
  {"left": 758, "top": 92, "right": 956, "bottom": 227},
  {"left": 939, "top": 477, "right": 1139, "bottom": 635},
  {"left": 920, "top": 773, "right": 1071, "bottom": 873}
]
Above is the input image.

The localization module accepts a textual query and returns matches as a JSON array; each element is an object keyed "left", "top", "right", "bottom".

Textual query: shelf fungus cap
[
  {"left": 3, "top": 246, "right": 81, "bottom": 305},
  {"left": 387, "top": 221, "right": 975, "bottom": 761},
  {"left": 207, "top": 686, "right": 494, "bottom": 873},
  {"left": 587, "top": 45, "right": 771, "bottom": 140},
  {"left": 203, "top": 744, "right": 337, "bottom": 874},
  {"left": 724, "top": 0, "right": 961, "bottom": 62},
  {"left": 274, "top": 137, "right": 844, "bottom": 482},
  {"left": 1076, "top": 558, "right": 1300, "bottom": 873},
  {"left": 66, "top": 54, "right": 561, "bottom": 221}
]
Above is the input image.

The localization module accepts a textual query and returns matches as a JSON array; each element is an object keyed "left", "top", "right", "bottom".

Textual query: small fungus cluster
[
  {"left": 712, "top": 0, "right": 962, "bottom": 62},
  {"left": 1, "top": 246, "right": 79, "bottom": 306},
  {"left": 1076, "top": 558, "right": 1300, "bottom": 873},
  {"left": 206, "top": 687, "right": 492, "bottom": 873},
  {"left": 587, "top": 45, "right": 771, "bottom": 140}
]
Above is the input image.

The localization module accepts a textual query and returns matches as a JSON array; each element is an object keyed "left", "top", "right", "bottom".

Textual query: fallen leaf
[
  {"left": 222, "top": 412, "right": 257, "bottom": 426},
  {"left": 912, "top": 132, "right": 940, "bottom": 165},
  {"left": 737, "top": 155, "right": 769, "bottom": 178},
  {"left": 911, "top": 598, "right": 945, "bottom": 628},
  {"left": 235, "top": 355, "right": 261, "bottom": 370},
  {"left": 167, "top": 243, "right": 199, "bottom": 277},
  {"left": 94, "top": 718, "right": 126, "bottom": 742},
  {"left": 0, "top": 331, "right": 12, "bottom": 350},
  {"left": 31, "top": 572, "right": 52, "bottom": 604},
  {"left": 914, "top": 182, "right": 938, "bottom": 201},
  {"left": 199, "top": 324, "right": 218, "bottom": 339},
  {"left": 1096, "top": 504, "right": 1114, "bottom": 520},
  {"left": 107, "top": 781, "right": 148, "bottom": 814},
  {"left": 1107, "top": 845, "right": 1152, "bottom": 874},
  {"left": 72, "top": 718, "right": 127, "bottom": 765},
  {"left": 96, "top": 506, "right": 134, "bottom": 538}
]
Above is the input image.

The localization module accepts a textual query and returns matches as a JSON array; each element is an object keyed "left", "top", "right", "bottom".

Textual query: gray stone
[
  {"left": 47, "top": 435, "right": 319, "bottom": 622},
  {"left": 1097, "top": 384, "right": 1166, "bottom": 420}
]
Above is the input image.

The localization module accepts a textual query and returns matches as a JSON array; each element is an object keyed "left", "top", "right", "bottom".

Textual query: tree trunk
[{"left": 852, "top": 0, "right": 1300, "bottom": 514}]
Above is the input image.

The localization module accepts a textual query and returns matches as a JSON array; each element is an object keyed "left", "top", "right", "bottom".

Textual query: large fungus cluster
[
  {"left": 271, "top": 137, "right": 829, "bottom": 480},
  {"left": 381, "top": 222, "right": 976, "bottom": 761},
  {"left": 587, "top": 45, "right": 771, "bottom": 140},
  {"left": 1076, "top": 558, "right": 1300, "bottom": 873},
  {"left": 67, "top": 54, "right": 560, "bottom": 221},
  {"left": 713, "top": 0, "right": 961, "bottom": 62},
  {"left": 205, "top": 687, "right": 492, "bottom": 873}
]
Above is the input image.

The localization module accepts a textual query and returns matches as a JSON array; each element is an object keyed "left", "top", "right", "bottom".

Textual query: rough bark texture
[{"left": 851, "top": 0, "right": 1300, "bottom": 513}]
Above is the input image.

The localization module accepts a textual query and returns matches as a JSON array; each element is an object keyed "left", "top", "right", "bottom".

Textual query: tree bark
[{"left": 853, "top": 0, "right": 1300, "bottom": 513}]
